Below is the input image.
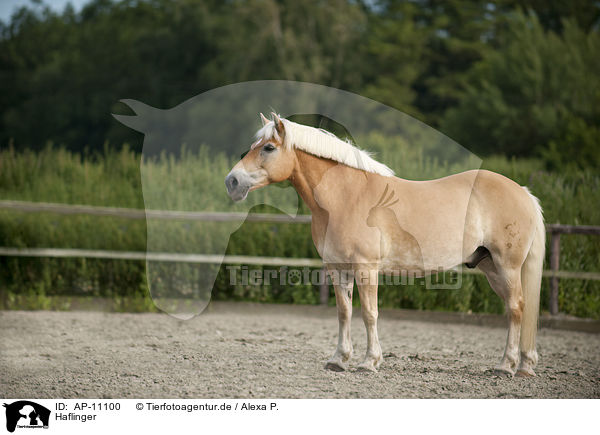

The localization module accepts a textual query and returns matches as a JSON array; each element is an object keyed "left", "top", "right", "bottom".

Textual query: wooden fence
[{"left": 1, "top": 200, "right": 599, "bottom": 314}]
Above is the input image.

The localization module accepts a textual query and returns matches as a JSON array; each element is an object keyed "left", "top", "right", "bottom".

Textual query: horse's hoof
[
  {"left": 356, "top": 362, "right": 378, "bottom": 373},
  {"left": 492, "top": 367, "right": 515, "bottom": 378},
  {"left": 515, "top": 368, "right": 536, "bottom": 378},
  {"left": 325, "top": 360, "right": 348, "bottom": 372}
]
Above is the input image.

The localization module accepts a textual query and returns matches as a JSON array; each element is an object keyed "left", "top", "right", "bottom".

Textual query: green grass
[{"left": 0, "top": 141, "right": 599, "bottom": 318}]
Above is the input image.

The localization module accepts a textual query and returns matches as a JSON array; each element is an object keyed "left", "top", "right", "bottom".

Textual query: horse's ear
[
  {"left": 260, "top": 113, "right": 269, "bottom": 126},
  {"left": 271, "top": 112, "right": 285, "bottom": 138}
]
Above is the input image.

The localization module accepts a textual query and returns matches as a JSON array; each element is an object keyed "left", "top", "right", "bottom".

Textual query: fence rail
[
  {"left": 0, "top": 247, "right": 324, "bottom": 267},
  {"left": 1, "top": 200, "right": 599, "bottom": 313},
  {"left": 545, "top": 224, "right": 600, "bottom": 315},
  {"left": 0, "top": 200, "right": 312, "bottom": 223}
]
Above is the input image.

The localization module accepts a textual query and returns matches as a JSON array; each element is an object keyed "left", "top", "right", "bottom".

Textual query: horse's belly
[
  {"left": 377, "top": 230, "right": 468, "bottom": 274},
  {"left": 377, "top": 235, "right": 424, "bottom": 272}
]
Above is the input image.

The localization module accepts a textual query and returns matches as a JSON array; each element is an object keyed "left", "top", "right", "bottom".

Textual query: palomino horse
[{"left": 225, "top": 113, "right": 545, "bottom": 377}]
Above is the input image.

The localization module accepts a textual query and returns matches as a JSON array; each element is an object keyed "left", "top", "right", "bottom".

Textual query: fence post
[
  {"left": 549, "top": 231, "right": 561, "bottom": 315},
  {"left": 319, "top": 266, "right": 329, "bottom": 305}
]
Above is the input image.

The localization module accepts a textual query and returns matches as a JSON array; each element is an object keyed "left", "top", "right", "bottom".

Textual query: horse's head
[{"left": 225, "top": 112, "right": 296, "bottom": 201}]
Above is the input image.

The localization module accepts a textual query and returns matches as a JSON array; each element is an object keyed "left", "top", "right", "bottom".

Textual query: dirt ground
[{"left": 1, "top": 302, "right": 598, "bottom": 399}]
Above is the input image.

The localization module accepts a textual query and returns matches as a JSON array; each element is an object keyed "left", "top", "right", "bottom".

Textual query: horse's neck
[
  {"left": 288, "top": 150, "right": 331, "bottom": 212},
  {"left": 289, "top": 149, "right": 366, "bottom": 214}
]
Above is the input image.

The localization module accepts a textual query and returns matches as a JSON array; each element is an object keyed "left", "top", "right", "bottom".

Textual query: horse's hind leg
[
  {"left": 355, "top": 268, "right": 382, "bottom": 372},
  {"left": 325, "top": 268, "right": 354, "bottom": 372},
  {"left": 478, "top": 257, "right": 524, "bottom": 376}
]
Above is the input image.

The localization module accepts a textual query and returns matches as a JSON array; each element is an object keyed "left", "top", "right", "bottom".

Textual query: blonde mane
[{"left": 255, "top": 117, "right": 394, "bottom": 177}]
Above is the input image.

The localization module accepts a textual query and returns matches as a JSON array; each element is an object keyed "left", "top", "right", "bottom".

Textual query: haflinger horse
[{"left": 225, "top": 112, "right": 545, "bottom": 377}]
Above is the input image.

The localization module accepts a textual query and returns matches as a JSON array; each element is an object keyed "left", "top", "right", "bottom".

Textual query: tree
[
  {"left": 206, "top": 0, "right": 367, "bottom": 89},
  {"left": 0, "top": 0, "right": 224, "bottom": 151},
  {"left": 411, "top": 0, "right": 500, "bottom": 125},
  {"left": 499, "top": 0, "right": 600, "bottom": 33},
  {"left": 358, "top": 1, "right": 427, "bottom": 118},
  {"left": 440, "top": 11, "right": 600, "bottom": 168}
]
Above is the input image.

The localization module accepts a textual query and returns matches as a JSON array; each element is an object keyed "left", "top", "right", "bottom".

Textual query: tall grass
[{"left": 0, "top": 141, "right": 598, "bottom": 317}]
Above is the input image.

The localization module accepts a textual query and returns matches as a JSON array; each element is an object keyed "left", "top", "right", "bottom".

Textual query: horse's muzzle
[{"left": 225, "top": 171, "right": 251, "bottom": 201}]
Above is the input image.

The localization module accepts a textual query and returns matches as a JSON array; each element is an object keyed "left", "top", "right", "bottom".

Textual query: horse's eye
[
  {"left": 240, "top": 150, "right": 249, "bottom": 160},
  {"left": 263, "top": 144, "right": 276, "bottom": 152}
]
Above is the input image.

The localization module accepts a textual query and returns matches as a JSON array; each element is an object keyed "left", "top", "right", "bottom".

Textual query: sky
[{"left": 0, "top": 0, "right": 92, "bottom": 22}]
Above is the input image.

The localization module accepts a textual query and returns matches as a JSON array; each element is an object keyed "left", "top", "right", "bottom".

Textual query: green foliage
[
  {"left": 0, "top": 0, "right": 368, "bottom": 151},
  {"left": 1, "top": 0, "right": 598, "bottom": 170},
  {"left": 441, "top": 11, "right": 600, "bottom": 168},
  {"left": 410, "top": 0, "right": 501, "bottom": 124},
  {"left": 0, "top": 145, "right": 598, "bottom": 318},
  {"left": 498, "top": 0, "right": 600, "bottom": 33},
  {"left": 0, "top": 143, "right": 144, "bottom": 207},
  {"left": 360, "top": 1, "right": 427, "bottom": 118}
]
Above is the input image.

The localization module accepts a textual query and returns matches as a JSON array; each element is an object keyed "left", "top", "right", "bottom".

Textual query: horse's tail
[{"left": 519, "top": 187, "right": 545, "bottom": 370}]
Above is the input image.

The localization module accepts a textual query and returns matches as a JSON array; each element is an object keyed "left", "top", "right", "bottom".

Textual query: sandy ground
[{"left": 1, "top": 303, "right": 598, "bottom": 399}]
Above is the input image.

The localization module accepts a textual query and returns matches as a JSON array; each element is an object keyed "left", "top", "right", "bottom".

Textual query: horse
[{"left": 225, "top": 112, "right": 545, "bottom": 377}]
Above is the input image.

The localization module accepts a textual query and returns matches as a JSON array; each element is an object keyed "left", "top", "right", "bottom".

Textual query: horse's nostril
[{"left": 226, "top": 174, "right": 239, "bottom": 193}]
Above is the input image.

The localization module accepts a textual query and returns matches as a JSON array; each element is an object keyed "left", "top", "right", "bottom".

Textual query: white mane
[{"left": 255, "top": 117, "right": 394, "bottom": 177}]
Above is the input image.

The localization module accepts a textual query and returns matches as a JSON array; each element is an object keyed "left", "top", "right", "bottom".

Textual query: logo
[{"left": 3, "top": 401, "right": 50, "bottom": 433}]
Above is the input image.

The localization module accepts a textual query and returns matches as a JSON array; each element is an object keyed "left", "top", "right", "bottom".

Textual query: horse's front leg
[
  {"left": 325, "top": 268, "right": 354, "bottom": 372},
  {"left": 355, "top": 268, "right": 382, "bottom": 372}
]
